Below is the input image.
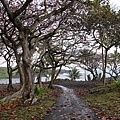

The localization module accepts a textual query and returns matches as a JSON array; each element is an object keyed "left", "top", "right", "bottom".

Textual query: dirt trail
[{"left": 43, "top": 85, "right": 100, "bottom": 120}]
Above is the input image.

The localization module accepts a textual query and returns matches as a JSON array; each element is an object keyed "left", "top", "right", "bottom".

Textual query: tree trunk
[
  {"left": 91, "top": 71, "right": 96, "bottom": 81},
  {"left": 103, "top": 49, "right": 108, "bottom": 86},
  {"left": 1, "top": 84, "right": 25, "bottom": 102},
  {"left": 7, "top": 68, "right": 14, "bottom": 91},
  {"left": 54, "top": 66, "right": 62, "bottom": 80},
  {"left": 37, "top": 69, "right": 43, "bottom": 88},
  {"left": 1, "top": 34, "right": 35, "bottom": 103},
  {"left": 7, "top": 64, "right": 14, "bottom": 91},
  {"left": 21, "top": 35, "right": 34, "bottom": 99},
  {"left": 102, "top": 46, "right": 105, "bottom": 84},
  {"left": 14, "top": 50, "right": 25, "bottom": 87},
  {"left": 48, "top": 67, "right": 56, "bottom": 89}
]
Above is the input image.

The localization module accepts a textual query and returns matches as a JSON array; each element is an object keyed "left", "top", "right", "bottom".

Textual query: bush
[
  {"left": 34, "top": 85, "right": 41, "bottom": 96},
  {"left": 87, "top": 74, "right": 91, "bottom": 81},
  {"left": 68, "top": 67, "right": 81, "bottom": 81},
  {"left": 114, "top": 80, "right": 120, "bottom": 91},
  {"left": 64, "top": 78, "right": 70, "bottom": 81},
  {"left": 34, "top": 85, "right": 50, "bottom": 97},
  {"left": 98, "top": 73, "right": 102, "bottom": 80}
]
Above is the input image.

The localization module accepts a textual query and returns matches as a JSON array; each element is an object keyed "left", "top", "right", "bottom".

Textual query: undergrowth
[
  {"left": 0, "top": 85, "right": 57, "bottom": 120},
  {"left": 83, "top": 82, "right": 120, "bottom": 119}
]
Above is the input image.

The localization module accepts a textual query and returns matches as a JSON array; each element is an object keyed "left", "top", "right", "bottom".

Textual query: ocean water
[
  {"left": 0, "top": 72, "right": 86, "bottom": 84},
  {"left": 0, "top": 69, "right": 110, "bottom": 84}
]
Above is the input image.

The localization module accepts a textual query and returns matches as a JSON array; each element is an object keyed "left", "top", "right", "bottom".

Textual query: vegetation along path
[{"left": 42, "top": 85, "right": 100, "bottom": 120}]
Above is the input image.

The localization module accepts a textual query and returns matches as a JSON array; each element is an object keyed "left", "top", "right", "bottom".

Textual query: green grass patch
[
  {"left": 34, "top": 85, "right": 50, "bottom": 97},
  {"left": 15, "top": 99, "right": 55, "bottom": 119},
  {"left": 114, "top": 80, "right": 120, "bottom": 91},
  {"left": 0, "top": 88, "right": 56, "bottom": 120},
  {"left": 0, "top": 67, "right": 8, "bottom": 78},
  {"left": 0, "top": 67, "right": 18, "bottom": 78},
  {"left": 0, "top": 98, "right": 55, "bottom": 120},
  {"left": 83, "top": 84, "right": 120, "bottom": 119}
]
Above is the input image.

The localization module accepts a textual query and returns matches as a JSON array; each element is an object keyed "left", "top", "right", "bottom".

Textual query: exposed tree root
[
  {"left": 1, "top": 84, "right": 38, "bottom": 105},
  {"left": 1, "top": 84, "right": 24, "bottom": 103},
  {"left": 24, "top": 97, "right": 38, "bottom": 105},
  {"left": 7, "top": 84, "right": 15, "bottom": 92}
]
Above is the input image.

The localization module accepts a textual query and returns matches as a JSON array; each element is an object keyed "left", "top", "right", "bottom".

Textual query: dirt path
[{"left": 42, "top": 85, "right": 100, "bottom": 120}]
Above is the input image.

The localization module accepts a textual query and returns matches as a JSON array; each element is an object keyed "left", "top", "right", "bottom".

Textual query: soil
[{"left": 0, "top": 84, "right": 20, "bottom": 99}]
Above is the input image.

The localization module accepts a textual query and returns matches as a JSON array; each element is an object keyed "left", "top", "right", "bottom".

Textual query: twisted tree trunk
[{"left": 1, "top": 33, "right": 35, "bottom": 103}]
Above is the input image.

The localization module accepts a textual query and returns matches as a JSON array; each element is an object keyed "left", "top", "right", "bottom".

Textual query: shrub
[
  {"left": 68, "top": 67, "right": 81, "bottom": 81},
  {"left": 114, "top": 80, "right": 120, "bottom": 91},
  {"left": 87, "top": 74, "right": 91, "bottom": 81},
  {"left": 64, "top": 78, "right": 70, "bottom": 81},
  {"left": 34, "top": 85, "right": 50, "bottom": 97},
  {"left": 34, "top": 85, "right": 41, "bottom": 96},
  {"left": 98, "top": 73, "right": 102, "bottom": 80}
]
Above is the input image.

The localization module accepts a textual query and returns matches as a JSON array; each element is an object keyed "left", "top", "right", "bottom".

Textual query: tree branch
[{"left": 14, "top": 0, "right": 33, "bottom": 17}]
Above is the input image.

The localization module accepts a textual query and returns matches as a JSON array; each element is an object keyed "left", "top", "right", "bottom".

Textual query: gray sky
[{"left": 110, "top": 0, "right": 120, "bottom": 10}]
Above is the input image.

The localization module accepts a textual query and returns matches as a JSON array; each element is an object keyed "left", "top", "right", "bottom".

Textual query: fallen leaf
[{"left": 101, "top": 116, "right": 107, "bottom": 120}]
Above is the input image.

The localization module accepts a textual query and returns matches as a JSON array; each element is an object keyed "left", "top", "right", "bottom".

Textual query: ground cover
[
  {"left": 1, "top": 80, "right": 120, "bottom": 120},
  {"left": 0, "top": 84, "right": 62, "bottom": 120},
  {"left": 75, "top": 83, "right": 120, "bottom": 119},
  {"left": 0, "top": 67, "right": 18, "bottom": 79},
  {"left": 0, "top": 67, "right": 8, "bottom": 78},
  {"left": 56, "top": 80, "right": 120, "bottom": 119}
]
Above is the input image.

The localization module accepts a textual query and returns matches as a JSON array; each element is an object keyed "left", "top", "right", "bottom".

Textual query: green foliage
[
  {"left": 0, "top": 67, "right": 19, "bottom": 78},
  {"left": 40, "top": 88, "right": 50, "bottom": 97},
  {"left": 34, "top": 85, "right": 41, "bottom": 96},
  {"left": 68, "top": 67, "right": 81, "bottom": 81},
  {"left": 64, "top": 78, "right": 70, "bottom": 81},
  {"left": 98, "top": 73, "right": 102, "bottom": 80},
  {"left": 0, "top": 67, "right": 8, "bottom": 78},
  {"left": 84, "top": 85, "right": 120, "bottom": 119},
  {"left": 0, "top": 96, "right": 55, "bottom": 119},
  {"left": 114, "top": 80, "right": 120, "bottom": 91},
  {"left": 34, "top": 85, "right": 50, "bottom": 97},
  {"left": 87, "top": 74, "right": 91, "bottom": 81},
  {"left": 0, "top": 100, "right": 5, "bottom": 105}
]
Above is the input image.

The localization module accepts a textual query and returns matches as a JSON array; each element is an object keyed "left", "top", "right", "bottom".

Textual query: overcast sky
[{"left": 110, "top": 0, "right": 120, "bottom": 10}]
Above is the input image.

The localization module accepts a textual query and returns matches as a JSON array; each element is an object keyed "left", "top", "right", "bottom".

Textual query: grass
[
  {"left": 83, "top": 83, "right": 120, "bottom": 119},
  {"left": 0, "top": 67, "right": 18, "bottom": 78},
  {"left": 34, "top": 85, "right": 50, "bottom": 97},
  {"left": 0, "top": 67, "right": 8, "bottom": 78},
  {"left": 0, "top": 99, "right": 55, "bottom": 120},
  {"left": 0, "top": 86, "right": 58, "bottom": 120}
]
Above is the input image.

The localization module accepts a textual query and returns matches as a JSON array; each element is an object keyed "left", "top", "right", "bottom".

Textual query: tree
[
  {"left": 77, "top": 48, "right": 101, "bottom": 81},
  {"left": 35, "top": 14, "right": 86, "bottom": 88},
  {"left": 107, "top": 49, "right": 120, "bottom": 80},
  {"left": 68, "top": 67, "right": 81, "bottom": 81},
  {"left": 0, "top": 0, "right": 76, "bottom": 103},
  {"left": 83, "top": 0, "right": 120, "bottom": 85},
  {"left": 0, "top": 41, "right": 16, "bottom": 90}
]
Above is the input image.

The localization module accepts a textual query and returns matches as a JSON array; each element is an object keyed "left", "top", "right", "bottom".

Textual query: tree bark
[
  {"left": 48, "top": 67, "right": 56, "bottom": 89},
  {"left": 102, "top": 49, "right": 108, "bottom": 86},
  {"left": 54, "top": 66, "right": 62, "bottom": 80},
  {"left": 37, "top": 69, "right": 43, "bottom": 88},
  {"left": 21, "top": 33, "right": 35, "bottom": 99},
  {"left": 7, "top": 65, "right": 14, "bottom": 91},
  {"left": 14, "top": 51, "right": 25, "bottom": 87}
]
